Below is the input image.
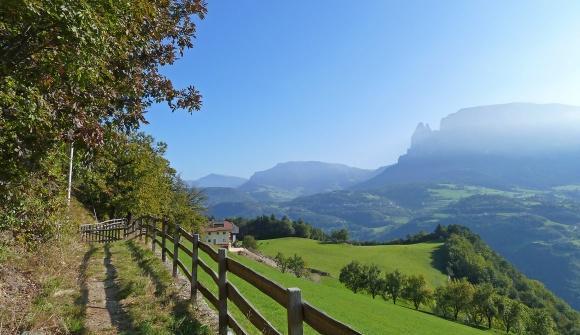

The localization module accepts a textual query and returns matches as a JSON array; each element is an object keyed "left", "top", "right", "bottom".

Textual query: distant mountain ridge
[
  {"left": 238, "top": 161, "right": 379, "bottom": 201},
  {"left": 188, "top": 173, "right": 248, "bottom": 188}
]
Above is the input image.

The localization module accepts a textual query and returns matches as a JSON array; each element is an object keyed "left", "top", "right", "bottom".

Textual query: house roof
[{"left": 205, "top": 220, "right": 239, "bottom": 233}]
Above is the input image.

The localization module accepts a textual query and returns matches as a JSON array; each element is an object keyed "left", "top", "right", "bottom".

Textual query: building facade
[{"left": 204, "top": 220, "right": 239, "bottom": 248}]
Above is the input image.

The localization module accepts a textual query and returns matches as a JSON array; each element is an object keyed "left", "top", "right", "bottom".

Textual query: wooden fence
[
  {"left": 80, "top": 218, "right": 134, "bottom": 242},
  {"left": 81, "top": 218, "right": 362, "bottom": 335}
]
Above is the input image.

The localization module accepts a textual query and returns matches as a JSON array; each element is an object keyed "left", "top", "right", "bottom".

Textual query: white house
[{"left": 204, "top": 220, "right": 239, "bottom": 248}]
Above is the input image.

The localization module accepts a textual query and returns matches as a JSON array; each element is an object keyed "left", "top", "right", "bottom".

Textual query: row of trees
[
  {"left": 338, "top": 261, "right": 556, "bottom": 334},
  {"left": 230, "top": 215, "right": 352, "bottom": 244},
  {"left": 274, "top": 252, "right": 307, "bottom": 278},
  {"left": 434, "top": 279, "right": 556, "bottom": 334},
  {"left": 230, "top": 215, "right": 327, "bottom": 241},
  {"left": 339, "top": 262, "right": 431, "bottom": 310}
]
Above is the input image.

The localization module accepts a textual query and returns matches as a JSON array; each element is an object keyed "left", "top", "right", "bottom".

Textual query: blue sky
[{"left": 143, "top": 1, "right": 580, "bottom": 180}]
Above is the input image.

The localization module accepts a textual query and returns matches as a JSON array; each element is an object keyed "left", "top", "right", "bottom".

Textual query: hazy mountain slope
[
  {"left": 201, "top": 187, "right": 257, "bottom": 206},
  {"left": 239, "top": 161, "right": 376, "bottom": 201},
  {"left": 188, "top": 173, "right": 247, "bottom": 188},
  {"left": 357, "top": 103, "right": 580, "bottom": 190}
]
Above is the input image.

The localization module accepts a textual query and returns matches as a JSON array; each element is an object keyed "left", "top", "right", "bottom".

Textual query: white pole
[{"left": 67, "top": 142, "right": 74, "bottom": 207}]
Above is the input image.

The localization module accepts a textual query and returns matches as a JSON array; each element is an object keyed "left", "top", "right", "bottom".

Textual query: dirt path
[{"left": 84, "top": 245, "right": 128, "bottom": 334}]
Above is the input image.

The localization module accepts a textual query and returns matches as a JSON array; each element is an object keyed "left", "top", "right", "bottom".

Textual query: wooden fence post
[
  {"left": 218, "top": 248, "right": 228, "bottom": 335},
  {"left": 191, "top": 233, "right": 199, "bottom": 303},
  {"left": 287, "top": 288, "right": 303, "bottom": 335},
  {"left": 151, "top": 221, "right": 157, "bottom": 252},
  {"left": 172, "top": 224, "right": 180, "bottom": 277},
  {"left": 161, "top": 219, "right": 168, "bottom": 262}
]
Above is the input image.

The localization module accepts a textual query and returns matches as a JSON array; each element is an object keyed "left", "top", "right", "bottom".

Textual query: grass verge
[{"left": 105, "top": 240, "right": 210, "bottom": 335}]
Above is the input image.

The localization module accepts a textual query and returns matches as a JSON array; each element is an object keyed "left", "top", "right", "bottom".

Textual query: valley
[{"left": 199, "top": 103, "right": 580, "bottom": 311}]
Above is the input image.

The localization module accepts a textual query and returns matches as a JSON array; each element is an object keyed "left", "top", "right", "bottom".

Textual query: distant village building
[{"left": 204, "top": 220, "right": 239, "bottom": 248}]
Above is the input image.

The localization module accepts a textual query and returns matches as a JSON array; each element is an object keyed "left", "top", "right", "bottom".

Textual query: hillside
[
  {"left": 207, "top": 183, "right": 580, "bottom": 311},
  {"left": 257, "top": 238, "right": 449, "bottom": 288},
  {"left": 254, "top": 229, "right": 580, "bottom": 334},
  {"left": 358, "top": 103, "right": 580, "bottom": 190},
  {"left": 174, "top": 239, "right": 489, "bottom": 335}
]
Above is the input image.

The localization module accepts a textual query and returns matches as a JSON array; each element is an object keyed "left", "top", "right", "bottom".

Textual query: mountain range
[{"left": 195, "top": 103, "right": 580, "bottom": 309}]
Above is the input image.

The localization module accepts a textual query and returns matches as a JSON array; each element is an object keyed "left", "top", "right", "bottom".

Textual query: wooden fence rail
[{"left": 81, "top": 218, "right": 361, "bottom": 335}]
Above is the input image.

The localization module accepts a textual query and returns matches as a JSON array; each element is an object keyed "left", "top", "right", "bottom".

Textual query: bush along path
[{"left": 82, "top": 240, "right": 211, "bottom": 335}]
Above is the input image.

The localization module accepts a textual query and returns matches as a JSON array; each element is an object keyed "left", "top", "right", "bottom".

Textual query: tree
[
  {"left": 434, "top": 286, "right": 453, "bottom": 319},
  {"left": 498, "top": 297, "right": 526, "bottom": 334},
  {"left": 526, "top": 309, "right": 556, "bottom": 335},
  {"left": 403, "top": 274, "right": 432, "bottom": 310},
  {"left": 471, "top": 283, "right": 498, "bottom": 329},
  {"left": 365, "top": 264, "right": 383, "bottom": 299},
  {"left": 310, "top": 228, "right": 327, "bottom": 241},
  {"left": 288, "top": 254, "right": 306, "bottom": 278},
  {"left": 242, "top": 235, "right": 258, "bottom": 250},
  {"left": 330, "top": 229, "right": 349, "bottom": 243},
  {"left": 446, "top": 279, "right": 475, "bottom": 321},
  {"left": 274, "top": 252, "right": 289, "bottom": 273},
  {"left": 383, "top": 270, "right": 406, "bottom": 304},
  {"left": 293, "top": 220, "right": 311, "bottom": 238},
  {"left": 339, "top": 261, "right": 365, "bottom": 293}
]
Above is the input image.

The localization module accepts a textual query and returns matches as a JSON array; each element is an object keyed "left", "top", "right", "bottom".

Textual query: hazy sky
[{"left": 143, "top": 1, "right": 580, "bottom": 180}]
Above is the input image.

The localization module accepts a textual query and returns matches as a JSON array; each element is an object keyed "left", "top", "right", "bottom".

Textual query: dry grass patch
[{"left": 0, "top": 233, "right": 88, "bottom": 334}]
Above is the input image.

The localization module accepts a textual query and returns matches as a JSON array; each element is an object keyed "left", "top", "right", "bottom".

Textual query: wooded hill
[{"left": 258, "top": 225, "right": 580, "bottom": 334}]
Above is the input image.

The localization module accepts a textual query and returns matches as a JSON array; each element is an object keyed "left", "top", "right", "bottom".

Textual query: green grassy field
[
  {"left": 258, "top": 237, "right": 449, "bottom": 288},
  {"left": 163, "top": 237, "right": 492, "bottom": 335}
]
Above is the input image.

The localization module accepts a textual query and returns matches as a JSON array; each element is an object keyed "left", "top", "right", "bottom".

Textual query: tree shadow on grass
[
  {"left": 74, "top": 244, "right": 97, "bottom": 334},
  {"left": 170, "top": 299, "right": 210, "bottom": 335},
  {"left": 103, "top": 243, "right": 133, "bottom": 333},
  {"left": 125, "top": 240, "right": 209, "bottom": 335},
  {"left": 125, "top": 240, "right": 169, "bottom": 297},
  {"left": 397, "top": 302, "right": 491, "bottom": 331},
  {"left": 430, "top": 244, "right": 448, "bottom": 274}
]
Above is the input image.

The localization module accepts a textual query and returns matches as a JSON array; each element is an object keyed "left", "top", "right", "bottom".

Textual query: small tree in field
[
  {"left": 383, "top": 270, "right": 406, "bottom": 304},
  {"left": 447, "top": 278, "right": 475, "bottom": 321},
  {"left": 471, "top": 283, "right": 497, "bottom": 328},
  {"left": 365, "top": 264, "right": 383, "bottom": 299},
  {"left": 403, "top": 274, "right": 432, "bottom": 310},
  {"left": 288, "top": 254, "right": 306, "bottom": 277},
  {"left": 242, "top": 235, "right": 258, "bottom": 250},
  {"left": 339, "top": 261, "right": 365, "bottom": 293},
  {"left": 274, "top": 252, "right": 289, "bottom": 273}
]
